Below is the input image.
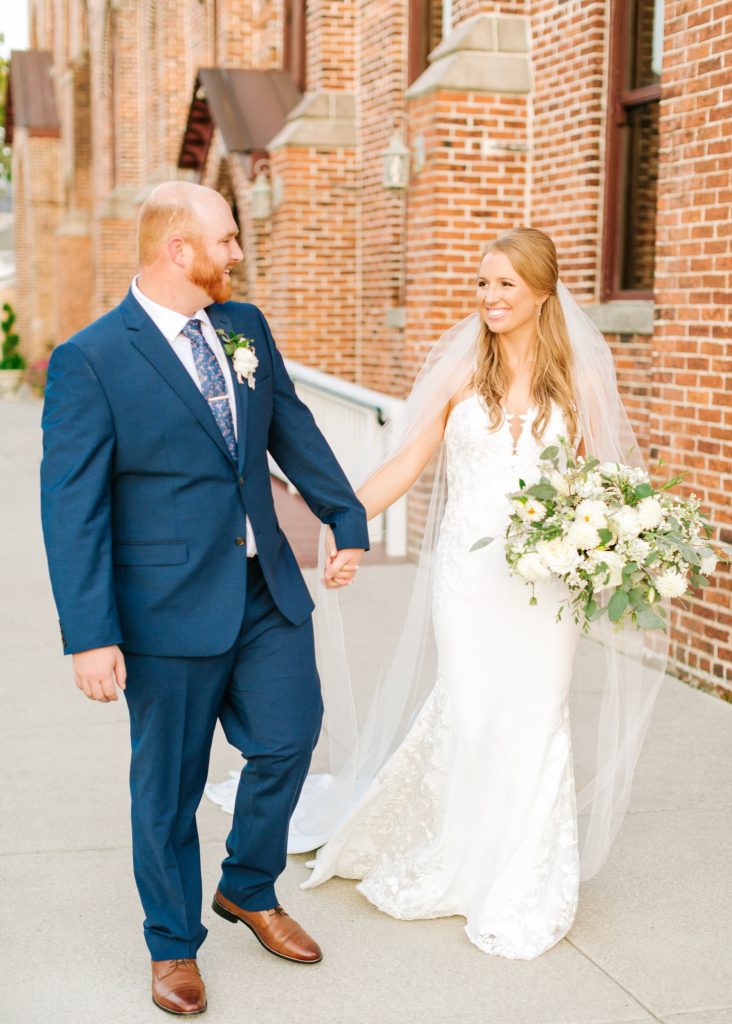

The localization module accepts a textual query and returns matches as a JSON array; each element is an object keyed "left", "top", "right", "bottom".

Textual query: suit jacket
[{"left": 40, "top": 291, "right": 369, "bottom": 656}]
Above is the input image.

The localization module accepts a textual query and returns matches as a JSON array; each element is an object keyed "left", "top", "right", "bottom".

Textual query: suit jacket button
[
  {"left": 238, "top": 476, "right": 245, "bottom": 485},
  {"left": 235, "top": 537, "right": 246, "bottom": 546}
]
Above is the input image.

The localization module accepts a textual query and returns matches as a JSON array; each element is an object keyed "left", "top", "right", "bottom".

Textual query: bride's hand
[{"left": 322, "top": 534, "right": 364, "bottom": 588}]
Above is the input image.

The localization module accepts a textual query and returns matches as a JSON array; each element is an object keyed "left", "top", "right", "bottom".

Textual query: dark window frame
[
  {"left": 283, "top": 0, "right": 306, "bottom": 93},
  {"left": 408, "top": 0, "right": 434, "bottom": 85},
  {"left": 601, "top": 0, "right": 662, "bottom": 302}
]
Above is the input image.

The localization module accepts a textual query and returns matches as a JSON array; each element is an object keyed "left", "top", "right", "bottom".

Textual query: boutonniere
[{"left": 217, "top": 329, "right": 259, "bottom": 389}]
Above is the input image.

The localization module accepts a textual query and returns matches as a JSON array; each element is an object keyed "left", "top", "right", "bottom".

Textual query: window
[
  {"left": 283, "top": 0, "right": 306, "bottom": 93},
  {"left": 408, "top": 0, "right": 447, "bottom": 85},
  {"left": 602, "top": 0, "right": 663, "bottom": 300}
]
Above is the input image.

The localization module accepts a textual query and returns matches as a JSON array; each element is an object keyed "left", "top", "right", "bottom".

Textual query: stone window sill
[{"left": 583, "top": 301, "right": 654, "bottom": 336}]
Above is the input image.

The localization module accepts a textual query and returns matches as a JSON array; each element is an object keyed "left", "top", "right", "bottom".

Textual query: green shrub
[{"left": 1, "top": 302, "right": 25, "bottom": 370}]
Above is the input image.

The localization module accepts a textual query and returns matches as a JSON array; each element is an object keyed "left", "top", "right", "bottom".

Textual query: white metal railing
[{"left": 270, "top": 360, "right": 407, "bottom": 556}]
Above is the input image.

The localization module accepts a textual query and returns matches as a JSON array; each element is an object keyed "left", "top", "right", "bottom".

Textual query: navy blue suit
[{"left": 41, "top": 291, "right": 369, "bottom": 959}]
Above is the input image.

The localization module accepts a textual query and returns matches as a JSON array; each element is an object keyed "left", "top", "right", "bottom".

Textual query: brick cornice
[
  {"left": 267, "top": 92, "right": 357, "bottom": 150},
  {"left": 406, "top": 13, "right": 530, "bottom": 100}
]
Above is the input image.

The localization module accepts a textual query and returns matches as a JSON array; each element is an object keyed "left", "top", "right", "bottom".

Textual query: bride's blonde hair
[{"left": 473, "top": 227, "right": 578, "bottom": 445}]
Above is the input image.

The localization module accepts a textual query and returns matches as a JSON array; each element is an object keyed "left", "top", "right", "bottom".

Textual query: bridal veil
[{"left": 288, "top": 281, "right": 668, "bottom": 882}]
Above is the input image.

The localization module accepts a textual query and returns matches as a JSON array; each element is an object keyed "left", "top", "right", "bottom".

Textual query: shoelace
[{"left": 159, "top": 959, "right": 199, "bottom": 978}]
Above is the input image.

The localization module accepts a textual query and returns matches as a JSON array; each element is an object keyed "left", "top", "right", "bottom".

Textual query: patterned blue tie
[{"left": 181, "top": 318, "right": 238, "bottom": 461}]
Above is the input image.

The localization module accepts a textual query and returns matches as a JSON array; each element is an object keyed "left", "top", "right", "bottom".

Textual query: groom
[{"left": 40, "top": 182, "right": 368, "bottom": 1015}]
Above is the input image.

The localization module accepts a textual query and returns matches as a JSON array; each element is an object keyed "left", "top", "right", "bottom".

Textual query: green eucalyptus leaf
[
  {"left": 540, "top": 445, "right": 559, "bottom": 461},
  {"left": 608, "top": 588, "right": 629, "bottom": 622},
  {"left": 524, "top": 483, "right": 557, "bottom": 500},
  {"left": 634, "top": 482, "right": 654, "bottom": 499},
  {"left": 635, "top": 605, "right": 666, "bottom": 630},
  {"left": 597, "top": 528, "right": 613, "bottom": 545},
  {"left": 470, "top": 537, "right": 494, "bottom": 552},
  {"left": 690, "top": 574, "right": 709, "bottom": 589}
]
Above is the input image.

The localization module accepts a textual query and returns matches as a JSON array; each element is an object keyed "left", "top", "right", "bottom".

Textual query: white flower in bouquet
[
  {"left": 656, "top": 568, "right": 689, "bottom": 599},
  {"left": 574, "top": 499, "right": 609, "bottom": 529},
  {"left": 700, "top": 552, "right": 718, "bottom": 575},
  {"left": 628, "top": 537, "right": 651, "bottom": 564},
  {"left": 567, "top": 520, "right": 602, "bottom": 550},
  {"left": 499, "top": 438, "right": 720, "bottom": 634},
  {"left": 575, "top": 471, "right": 602, "bottom": 498},
  {"left": 637, "top": 496, "right": 664, "bottom": 530},
  {"left": 589, "top": 549, "right": 625, "bottom": 592},
  {"left": 549, "top": 470, "right": 571, "bottom": 496},
  {"left": 601, "top": 462, "right": 645, "bottom": 485},
  {"left": 536, "top": 537, "right": 580, "bottom": 575},
  {"left": 516, "top": 552, "right": 552, "bottom": 582},
  {"left": 519, "top": 498, "right": 548, "bottom": 523},
  {"left": 612, "top": 505, "right": 642, "bottom": 539}
]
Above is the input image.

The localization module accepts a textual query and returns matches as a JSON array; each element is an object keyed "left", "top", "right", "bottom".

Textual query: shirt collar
[{"left": 131, "top": 277, "right": 211, "bottom": 343}]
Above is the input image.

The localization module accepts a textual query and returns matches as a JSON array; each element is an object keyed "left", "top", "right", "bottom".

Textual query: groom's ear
[{"left": 168, "top": 235, "right": 189, "bottom": 267}]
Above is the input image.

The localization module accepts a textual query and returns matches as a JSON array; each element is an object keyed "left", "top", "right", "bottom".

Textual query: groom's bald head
[{"left": 137, "top": 181, "right": 228, "bottom": 267}]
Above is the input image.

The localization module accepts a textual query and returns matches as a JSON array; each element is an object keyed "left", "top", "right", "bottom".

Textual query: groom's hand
[
  {"left": 323, "top": 547, "right": 364, "bottom": 589},
  {"left": 72, "top": 645, "right": 127, "bottom": 702}
]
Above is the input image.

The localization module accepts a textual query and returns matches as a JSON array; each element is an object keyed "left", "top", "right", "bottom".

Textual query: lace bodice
[{"left": 440, "top": 394, "right": 567, "bottom": 552}]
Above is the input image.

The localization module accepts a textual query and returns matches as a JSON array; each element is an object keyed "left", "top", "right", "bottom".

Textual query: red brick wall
[
  {"left": 650, "top": 0, "right": 732, "bottom": 698},
  {"left": 307, "top": 0, "right": 357, "bottom": 91},
  {"left": 357, "top": 0, "right": 409, "bottom": 395},
  {"left": 12, "top": 132, "right": 63, "bottom": 361},
  {"left": 404, "top": 89, "right": 529, "bottom": 391},
  {"left": 529, "top": 0, "right": 606, "bottom": 302},
  {"left": 266, "top": 145, "right": 359, "bottom": 377}
]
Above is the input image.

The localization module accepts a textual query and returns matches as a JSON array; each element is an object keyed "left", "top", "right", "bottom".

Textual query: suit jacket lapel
[
  {"left": 207, "top": 304, "right": 248, "bottom": 474},
  {"left": 120, "top": 290, "right": 234, "bottom": 465}
]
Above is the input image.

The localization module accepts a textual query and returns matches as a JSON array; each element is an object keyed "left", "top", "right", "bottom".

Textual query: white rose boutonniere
[{"left": 217, "top": 329, "right": 259, "bottom": 389}]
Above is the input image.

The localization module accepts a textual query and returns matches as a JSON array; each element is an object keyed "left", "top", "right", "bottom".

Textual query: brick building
[{"left": 8, "top": 0, "right": 732, "bottom": 698}]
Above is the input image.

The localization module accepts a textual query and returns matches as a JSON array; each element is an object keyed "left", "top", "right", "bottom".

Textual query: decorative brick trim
[
  {"left": 268, "top": 91, "right": 357, "bottom": 150},
  {"left": 406, "top": 13, "right": 530, "bottom": 100}
]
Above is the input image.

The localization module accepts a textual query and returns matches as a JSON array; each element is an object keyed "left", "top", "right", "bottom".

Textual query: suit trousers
[{"left": 123, "top": 556, "right": 323, "bottom": 960}]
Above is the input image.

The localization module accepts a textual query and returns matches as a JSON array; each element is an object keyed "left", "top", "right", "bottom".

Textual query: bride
[
  {"left": 208, "top": 227, "right": 667, "bottom": 960},
  {"left": 295, "top": 227, "right": 666, "bottom": 960}
]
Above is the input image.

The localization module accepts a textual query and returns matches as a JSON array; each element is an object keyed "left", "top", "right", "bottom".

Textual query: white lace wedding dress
[{"left": 302, "top": 394, "right": 581, "bottom": 960}]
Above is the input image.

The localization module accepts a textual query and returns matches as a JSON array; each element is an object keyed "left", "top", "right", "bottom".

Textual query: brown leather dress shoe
[
  {"left": 212, "top": 889, "right": 323, "bottom": 963},
  {"left": 151, "top": 958, "right": 207, "bottom": 1016}
]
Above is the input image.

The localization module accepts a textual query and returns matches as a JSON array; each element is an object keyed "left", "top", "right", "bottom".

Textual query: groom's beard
[{"left": 188, "top": 243, "right": 232, "bottom": 304}]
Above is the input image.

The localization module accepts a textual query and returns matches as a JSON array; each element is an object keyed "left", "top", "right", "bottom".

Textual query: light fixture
[
  {"left": 250, "top": 167, "right": 272, "bottom": 221},
  {"left": 249, "top": 159, "right": 283, "bottom": 220},
  {"left": 382, "top": 132, "right": 410, "bottom": 190}
]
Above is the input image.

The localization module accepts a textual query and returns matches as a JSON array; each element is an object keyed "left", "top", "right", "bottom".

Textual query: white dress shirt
[{"left": 131, "top": 277, "right": 257, "bottom": 555}]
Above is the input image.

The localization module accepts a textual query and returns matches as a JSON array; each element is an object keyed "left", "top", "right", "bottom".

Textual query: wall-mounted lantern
[
  {"left": 250, "top": 159, "right": 282, "bottom": 220},
  {"left": 250, "top": 165, "right": 273, "bottom": 220},
  {"left": 382, "top": 132, "right": 410, "bottom": 190}
]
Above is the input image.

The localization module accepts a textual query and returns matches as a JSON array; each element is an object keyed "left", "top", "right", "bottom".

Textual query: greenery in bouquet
[{"left": 485, "top": 440, "right": 720, "bottom": 633}]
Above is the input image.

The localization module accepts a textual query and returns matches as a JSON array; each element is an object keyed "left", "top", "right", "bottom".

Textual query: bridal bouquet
[{"left": 480, "top": 441, "right": 720, "bottom": 633}]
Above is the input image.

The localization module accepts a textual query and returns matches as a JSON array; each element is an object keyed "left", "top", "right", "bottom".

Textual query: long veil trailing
[{"left": 208, "top": 283, "right": 669, "bottom": 882}]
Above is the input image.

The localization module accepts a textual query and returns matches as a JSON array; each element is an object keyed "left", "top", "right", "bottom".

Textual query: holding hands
[{"left": 322, "top": 528, "right": 364, "bottom": 589}]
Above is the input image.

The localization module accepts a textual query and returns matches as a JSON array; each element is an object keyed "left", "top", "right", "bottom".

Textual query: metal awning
[
  {"left": 178, "top": 68, "right": 301, "bottom": 174},
  {"left": 5, "top": 50, "right": 60, "bottom": 145}
]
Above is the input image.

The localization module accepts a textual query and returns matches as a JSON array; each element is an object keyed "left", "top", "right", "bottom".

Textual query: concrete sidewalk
[{"left": 1, "top": 396, "right": 731, "bottom": 1024}]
